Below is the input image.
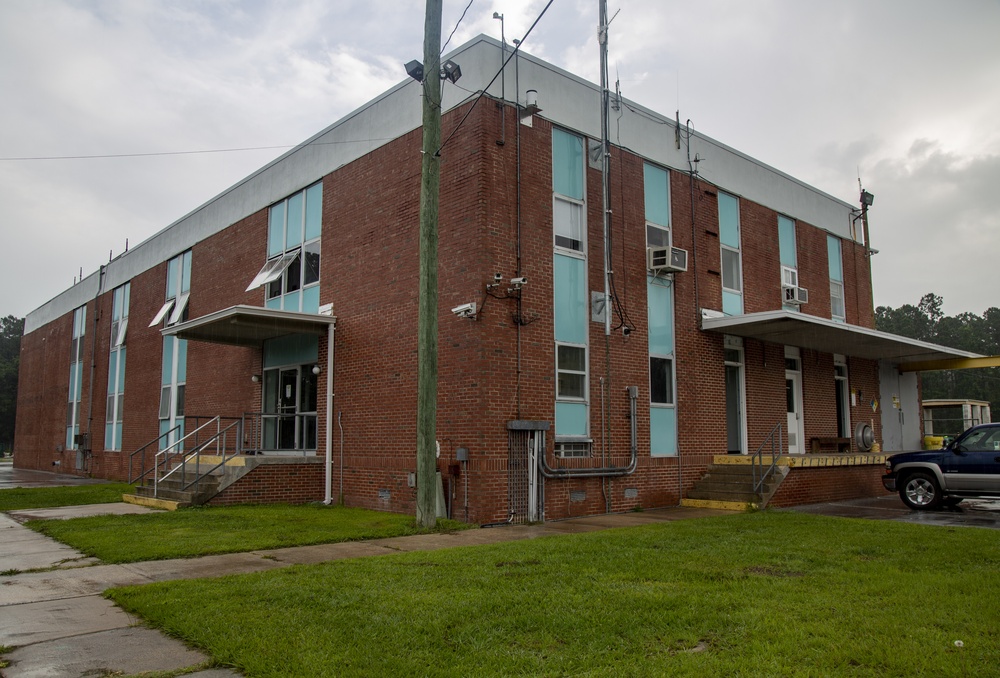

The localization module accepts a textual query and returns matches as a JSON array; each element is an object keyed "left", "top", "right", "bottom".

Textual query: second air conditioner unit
[
  {"left": 647, "top": 246, "right": 688, "bottom": 273},
  {"left": 783, "top": 285, "right": 809, "bottom": 305}
]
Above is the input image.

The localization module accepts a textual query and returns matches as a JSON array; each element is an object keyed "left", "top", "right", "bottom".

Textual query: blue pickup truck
[{"left": 882, "top": 423, "right": 1000, "bottom": 510}]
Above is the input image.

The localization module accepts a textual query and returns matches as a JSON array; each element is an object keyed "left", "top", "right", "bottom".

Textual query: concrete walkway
[{"left": 0, "top": 488, "right": 730, "bottom": 677}]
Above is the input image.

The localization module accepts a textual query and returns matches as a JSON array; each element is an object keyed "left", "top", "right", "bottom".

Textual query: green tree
[{"left": 0, "top": 316, "right": 23, "bottom": 452}]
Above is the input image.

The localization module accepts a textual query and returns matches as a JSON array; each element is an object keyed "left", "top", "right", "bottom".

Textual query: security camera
[
  {"left": 510, "top": 277, "right": 527, "bottom": 287},
  {"left": 493, "top": 272, "right": 503, "bottom": 282},
  {"left": 451, "top": 302, "right": 477, "bottom": 318}
]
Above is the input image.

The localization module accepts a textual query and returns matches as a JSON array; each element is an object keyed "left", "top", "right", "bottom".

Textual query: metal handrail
[
  {"left": 167, "top": 419, "right": 243, "bottom": 495},
  {"left": 751, "top": 423, "right": 784, "bottom": 506},
  {"left": 242, "top": 411, "right": 317, "bottom": 456},
  {"left": 128, "top": 425, "right": 181, "bottom": 484},
  {"left": 154, "top": 416, "right": 242, "bottom": 497}
]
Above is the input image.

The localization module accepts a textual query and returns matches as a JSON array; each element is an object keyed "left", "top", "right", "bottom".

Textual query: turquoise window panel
[
  {"left": 166, "top": 257, "right": 178, "bottom": 299},
  {"left": 266, "top": 296, "right": 282, "bottom": 310},
  {"left": 114, "top": 422, "right": 123, "bottom": 449},
  {"left": 286, "top": 192, "right": 303, "bottom": 250},
  {"left": 647, "top": 276, "right": 674, "bottom": 355},
  {"left": 723, "top": 289, "right": 743, "bottom": 316},
  {"left": 181, "top": 251, "right": 191, "bottom": 294},
  {"left": 176, "top": 339, "right": 187, "bottom": 384},
  {"left": 650, "top": 406, "right": 677, "bottom": 456},
  {"left": 264, "top": 334, "right": 319, "bottom": 369},
  {"left": 827, "top": 235, "right": 843, "bottom": 282},
  {"left": 552, "top": 128, "right": 583, "bottom": 200},
  {"left": 161, "top": 336, "right": 174, "bottom": 385},
  {"left": 107, "top": 356, "right": 117, "bottom": 395},
  {"left": 305, "top": 183, "right": 322, "bottom": 241},
  {"left": 778, "top": 216, "right": 797, "bottom": 268},
  {"left": 118, "top": 348, "right": 126, "bottom": 392},
  {"left": 718, "top": 192, "right": 740, "bottom": 248},
  {"left": 284, "top": 290, "right": 301, "bottom": 313},
  {"left": 268, "top": 203, "right": 286, "bottom": 257},
  {"left": 68, "top": 365, "right": 76, "bottom": 402},
  {"left": 554, "top": 254, "right": 587, "bottom": 344},
  {"left": 643, "top": 164, "right": 670, "bottom": 226},
  {"left": 556, "top": 401, "right": 588, "bottom": 437},
  {"left": 105, "top": 423, "right": 113, "bottom": 448},
  {"left": 302, "top": 285, "right": 319, "bottom": 315}
]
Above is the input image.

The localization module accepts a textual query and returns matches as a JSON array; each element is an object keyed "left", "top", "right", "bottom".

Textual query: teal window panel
[
  {"left": 302, "top": 285, "right": 320, "bottom": 315},
  {"left": 75, "top": 363, "right": 84, "bottom": 400},
  {"left": 556, "top": 401, "right": 588, "bottom": 436},
  {"left": 114, "top": 422, "right": 123, "bottom": 450},
  {"left": 718, "top": 192, "right": 740, "bottom": 248},
  {"left": 105, "top": 423, "right": 113, "bottom": 448},
  {"left": 827, "top": 235, "right": 843, "bottom": 281},
  {"left": 166, "top": 257, "right": 178, "bottom": 299},
  {"left": 650, "top": 406, "right": 677, "bottom": 456},
  {"left": 264, "top": 334, "right": 319, "bottom": 368},
  {"left": 305, "top": 183, "right": 322, "bottom": 241},
  {"left": 118, "top": 348, "right": 126, "bottom": 392},
  {"left": 723, "top": 290, "right": 743, "bottom": 316},
  {"left": 68, "top": 365, "right": 76, "bottom": 402},
  {"left": 161, "top": 336, "right": 174, "bottom": 385},
  {"left": 554, "top": 254, "right": 587, "bottom": 344},
  {"left": 107, "top": 355, "right": 117, "bottom": 395},
  {"left": 552, "top": 128, "right": 583, "bottom": 200},
  {"left": 647, "top": 277, "right": 674, "bottom": 355},
  {"left": 778, "top": 216, "right": 797, "bottom": 268},
  {"left": 266, "top": 296, "right": 282, "bottom": 310},
  {"left": 181, "top": 251, "right": 192, "bottom": 294},
  {"left": 176, "top": 339, "right": 187, "bottom": 384},
  {"left": 286, "top": 192, "right": 303, "bottom": 250},
  {"left": 643, "top": 164, "right": 670, "bottom": 226},
  {"left": 268, "top": 203, "right": 286, "bottom": 257},
  {"left": 284, "top": 290, "right": 301, "bottom": 313}
]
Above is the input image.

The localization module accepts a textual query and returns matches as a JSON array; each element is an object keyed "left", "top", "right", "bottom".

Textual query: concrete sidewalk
[{"left": 1, "top": 500, "right": 730, "bottom": 677}]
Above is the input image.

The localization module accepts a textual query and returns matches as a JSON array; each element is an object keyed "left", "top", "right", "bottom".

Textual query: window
[
  {"left": 552, "top": 128, "right": 585, "bottom": 252},
  {"left": 158, "top": 252, "right": 191, "bottom": 450},
  {"left": 719, "top": 192, "right": 743, "bottom": 315},
  {"left": 828, "top": 235, "right": 845, "bottom": 322},
  {"left": 645, "top": 162, "right": 677, "bottom": 457},
  {"left": 834, "top": 355, "right": 850, "bottom": 439},
  {"left": 66, "top": 305, "right": 86, "bottom": 450},
  {"left": 778, "top": 215, "right": 799, "bottom": 312},
  {"left": 553, "top": 128, "right": 589, "bottom": 448},
  {"left": 248, "top": 182, "right": 322, "bottom": 313},
  {"left": 106, "top": 283, "right": 129, "bottom": 451}
]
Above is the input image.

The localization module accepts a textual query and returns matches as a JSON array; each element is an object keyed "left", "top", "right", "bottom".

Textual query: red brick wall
[
  {"left": 769, "top": 465, "right": 893, "bottom": 507},
  {"left": 208, "top": 463, "right": 325, "bottom": 506}
]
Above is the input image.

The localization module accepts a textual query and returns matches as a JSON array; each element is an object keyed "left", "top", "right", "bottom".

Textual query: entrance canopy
[
  {"left": 702, "top": 310, "right": 980, "bottom": 365},
  {"left": 161, "top": 305, "right": 336, "bottom": 347}
]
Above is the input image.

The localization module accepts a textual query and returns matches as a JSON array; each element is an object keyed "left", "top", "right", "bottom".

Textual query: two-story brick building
[{"left": 14, "top": 36, "right": 977, "bottom": 522}]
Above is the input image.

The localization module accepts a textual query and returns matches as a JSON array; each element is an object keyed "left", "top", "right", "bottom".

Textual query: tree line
[
  {"left": 875, "top": 293, "right": 999, "bottom": 412},
  {"left": 0, "top": 316, "right": 22, "bottom": 454}
]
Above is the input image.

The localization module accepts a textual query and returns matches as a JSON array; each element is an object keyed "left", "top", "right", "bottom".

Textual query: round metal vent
[{"left": 854, "top": 422, "right": 874, "bottom": 452}]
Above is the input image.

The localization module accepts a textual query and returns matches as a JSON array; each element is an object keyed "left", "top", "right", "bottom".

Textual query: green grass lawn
[
  {"left": 106, "top": 511, "right": 1000, "bottom": 677},
  {"left": 27, "top": 504, "right": 468, "bottom": 562},
  {"left": 0, "top": 483, "right": 134, "bottom": 511}
]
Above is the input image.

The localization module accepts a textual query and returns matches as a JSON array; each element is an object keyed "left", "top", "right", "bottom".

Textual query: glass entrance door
[{"left": 263, "top": 365, "right": 317, "bottom": 453}]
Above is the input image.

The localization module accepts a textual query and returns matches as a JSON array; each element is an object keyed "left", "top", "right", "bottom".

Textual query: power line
[
  {"left": 0, "top": 137, "right": 395, "bottom": 162},
  {"left": 441, "top": 0, "right": 475, "bottom": 54}
]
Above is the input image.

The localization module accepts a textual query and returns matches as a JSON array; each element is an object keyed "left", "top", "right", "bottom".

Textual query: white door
[{"left": 786, "top": 369, "right": 804, "bottom": 454}]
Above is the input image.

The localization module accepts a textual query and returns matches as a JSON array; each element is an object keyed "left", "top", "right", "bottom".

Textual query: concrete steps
[
  {"left": 682, "top": 460, "right": 788, "bottom": 509},
  {"left": 129, "top": 455, "right": 251, "bottom": 509}
]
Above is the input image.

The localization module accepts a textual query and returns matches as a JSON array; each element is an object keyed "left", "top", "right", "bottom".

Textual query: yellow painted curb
[
  {"left": 122, "top": 493, "right": 183, "bottom": 511},
  {"left": 680, "top": 498, "right": 749, "bottom": 512}
]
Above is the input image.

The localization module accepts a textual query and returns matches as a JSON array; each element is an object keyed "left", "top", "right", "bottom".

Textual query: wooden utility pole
[{"left": 416, "top": 0, "right": 442, "bottom": 528}]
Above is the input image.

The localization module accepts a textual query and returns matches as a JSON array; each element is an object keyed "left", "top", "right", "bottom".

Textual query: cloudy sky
[{"left": 2, "top": 0, "right": 998, "bottom": 321}]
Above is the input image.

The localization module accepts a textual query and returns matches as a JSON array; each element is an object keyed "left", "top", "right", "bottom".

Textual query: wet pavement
[
  {"left": 0, "top": 463, "right": 112, "bottom": 490},
  {"left": 791, "top": 493, "right": 1000, "bottom": 530}
]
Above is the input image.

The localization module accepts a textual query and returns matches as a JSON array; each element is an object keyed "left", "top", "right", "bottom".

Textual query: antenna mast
[{"left": 599, "top": 0, "right": 612, "bottom": 336}]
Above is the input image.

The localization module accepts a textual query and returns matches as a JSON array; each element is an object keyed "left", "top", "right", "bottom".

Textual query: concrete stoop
[
  {"left": 682, "top": 459, "right": 790, "bottom": 510},
  {"left": 128, "top": 455, "right": 258, "bottom": 510}
]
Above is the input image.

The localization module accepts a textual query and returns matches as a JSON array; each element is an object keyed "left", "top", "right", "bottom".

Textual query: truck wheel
[{"left": 900, "top": 472, "right": 941, "bottom": 510}]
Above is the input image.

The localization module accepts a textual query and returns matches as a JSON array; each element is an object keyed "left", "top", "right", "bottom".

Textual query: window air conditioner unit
[
  {"left": 647, "top": 246, "right": 688, "bottom": 273},
  {"left": 783, "top": 285, "right": 809, "bottom": 305}
]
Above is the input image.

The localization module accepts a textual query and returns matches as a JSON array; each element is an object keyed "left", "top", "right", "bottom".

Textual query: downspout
[
  {"left": 324, "top": 322, "right": 335, "bottom": 504},
  {"left": 338, "top": 411, "right": 344, "bottom": 505}
]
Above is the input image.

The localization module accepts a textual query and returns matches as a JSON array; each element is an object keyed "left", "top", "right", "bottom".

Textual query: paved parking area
[
  {"left": 792, "top": 494, "right": 1000, "bottom": 530},
  {"left": 0, "top": 463, "right": 112, "bottom": 490}
]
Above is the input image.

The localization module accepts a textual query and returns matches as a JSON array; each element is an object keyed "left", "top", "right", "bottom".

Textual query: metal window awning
[
  {"left": 701, "top": 310, "right": 981, "bottom": 365},
  {"left": 161, "top": 304, "right": 336, "bottom": 347}
]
